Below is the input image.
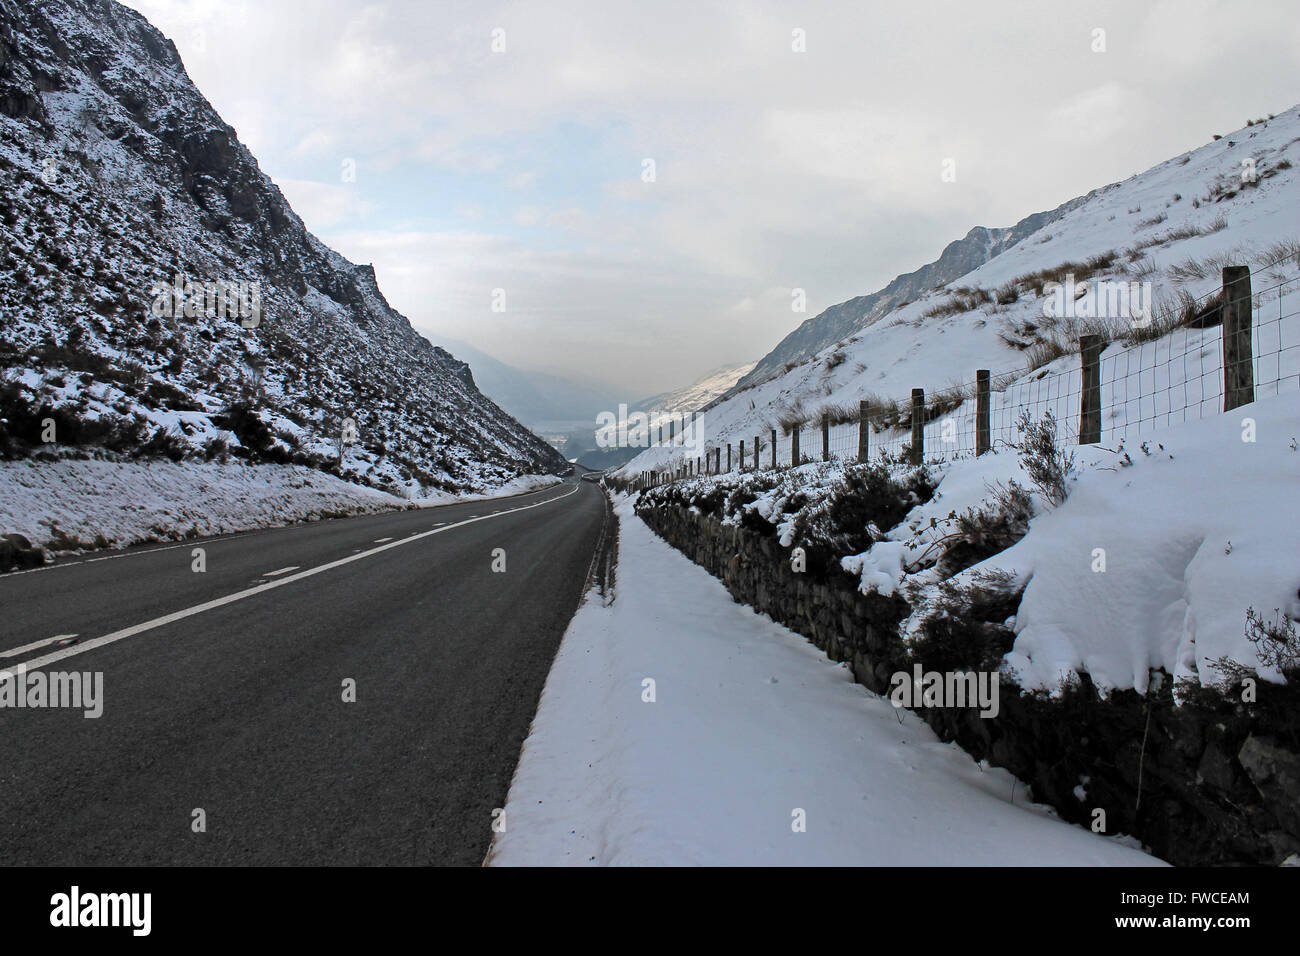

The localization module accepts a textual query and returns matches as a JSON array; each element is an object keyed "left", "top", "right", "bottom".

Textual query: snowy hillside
[
  {"left": 737, "top": 201, "right": 1084, "bottom": 390},
  {"left": 596, "top": 360, "right": 756, "bottom": 448},
  {"left": 636, "top": 361, "right": 757, "bottom": 423},
  {"left": 618, "top": 105, "right": 1300, "bottom": 477},
  {"left": 0, "top": 0, "right": 566, "bottom": 497}
]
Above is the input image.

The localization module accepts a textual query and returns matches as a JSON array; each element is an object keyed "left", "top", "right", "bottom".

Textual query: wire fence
[{"left": 635, "top": 258, "right": 1299, "bottom": 486}]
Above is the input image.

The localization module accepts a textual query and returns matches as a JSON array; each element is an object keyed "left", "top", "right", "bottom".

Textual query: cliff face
[{"left": 0, "top": 0, "right": 566, "bottom": 494}]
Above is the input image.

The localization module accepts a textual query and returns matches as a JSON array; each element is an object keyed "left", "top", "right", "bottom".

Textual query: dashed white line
[
  {"left": 0, "top": 483, "right": 582, "bottom": 680},
  {"left": 263, "top": 566, "right": 299, "bottom": 577},
  {"left": 373, "top": 537, "right": 393, "bottom": 543}
]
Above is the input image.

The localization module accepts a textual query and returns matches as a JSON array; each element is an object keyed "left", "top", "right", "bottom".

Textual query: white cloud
[{"left": 119, "top": 0, "right": 1300, "bottom": 396}]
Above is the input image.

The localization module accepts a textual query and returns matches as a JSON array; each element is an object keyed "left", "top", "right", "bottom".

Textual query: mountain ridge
[{"left": 735, "top": 194, "right": 1093, "bottom": 390}]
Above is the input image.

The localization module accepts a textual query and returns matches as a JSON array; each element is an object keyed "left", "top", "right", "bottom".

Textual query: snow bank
[
  {"left": 0, "top": 460, "right": 565, "bottom": 556},
  {"left": 986, "top": 393, "right": 1300, "bottom": 693},
  {"left": 488, "top": 495, "right": 1160, "bottom": 866},
  {"left": 0, "top": 457, "right": 408, "bottom": 553}
]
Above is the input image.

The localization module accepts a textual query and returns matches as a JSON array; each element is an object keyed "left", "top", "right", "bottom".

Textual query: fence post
[
  {"left": 739, "top": 439, "right": 745, "bottom": 470},
  {"left": 715, "top": 447, "right": 721, "bottom": 473},
  {"left": 822, "top": 414, "right": 830, "bottom": 461},
  {"left": 976, "top": 369, "right": 991, "bottom": 456},
  {"left": 726, "top": 443, "right": 732, "bottom": 472},
  {"left": 1222, "top": 265, "right": 1254, "bottom": 412},
  {"left": 791, "top": 424, "right": 801, "bottom": 466},
  {"left": 910, "top": 388, "right": 924, "bottom": 465},
  {"left": 857, "top": 400, "right": 869, "bottom": 463},
  {"left": 1078, "top": 334, "right": 1103, "bottom": 444},
  {"left": 754, "top": 435, "right": 760, "bottom": 470},
  {"left": 770, "top": 429, "right": 776, "bottom": 469}
]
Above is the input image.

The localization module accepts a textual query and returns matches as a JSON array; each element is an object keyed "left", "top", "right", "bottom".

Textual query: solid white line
[
  {"left": 263, "top": 566, "right": 299, "bottom": 577},
  {"left": 0, "top": 484, "right": 580, "bottom": 681},
  {"left": 0, "top": 634, "right": 78, "bottom": 659}
]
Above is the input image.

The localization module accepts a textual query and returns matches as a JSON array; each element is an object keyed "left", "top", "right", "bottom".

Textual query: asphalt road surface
[{"left": 0, "top": 476, "right": 608, "bottom": 865}]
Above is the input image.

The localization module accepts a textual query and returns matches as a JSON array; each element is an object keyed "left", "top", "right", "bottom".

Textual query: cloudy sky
[{"left": 122, "top": 0, "right": 1300, "bottom": 397}]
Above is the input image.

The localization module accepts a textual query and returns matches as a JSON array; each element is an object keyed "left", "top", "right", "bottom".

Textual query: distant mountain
[
  {"left": 0, "top": 0, "right": 565, "bottom": 495},
  {"left": 587, "top": 360, "right": 755, "bottom": 465},
  {"left": 634, "top": 361, "right": 757, "bottom": 423},
  {"left": 735, "top": 199, "right": 1088, "bottom": 390},
  {"left": 433, "top": 337, "right": 618, "bottom": 430}
]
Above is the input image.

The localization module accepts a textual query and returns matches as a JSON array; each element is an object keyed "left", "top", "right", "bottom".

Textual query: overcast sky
[{"left": 122, "top": 0, "right": 1300, "bottom": 397}]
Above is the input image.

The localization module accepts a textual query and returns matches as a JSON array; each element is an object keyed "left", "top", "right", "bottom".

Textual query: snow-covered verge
[
  {"left": 487, "top": 495, "right": 1161, "bottom": 866},
  {"left": 0, "top": 457, "right": 407, "bottom": 554},
  {"left": 0, "top": 459, "right": 567, "bottom": 556},
  {"left": 630, "top": 390, "right": 1300, "bottom": 697}
]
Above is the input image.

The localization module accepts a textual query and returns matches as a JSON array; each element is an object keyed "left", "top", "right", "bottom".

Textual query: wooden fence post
[
  {"left": 976, "top": 369, "right": 991, "bottom": 456},
  {"left": 858, "top": 400, "right": 869, "bottom": 463},
  {"left": 910, "top": 388, "right": 924, "bottom": 465},
  {"left": 726, "top": 443, "right": 731, "bottom": 471},
  {"left": 739, "top": 439, "right": 745, "bottom": 470},
  {"left": 821, "top": 414, "right": 830, "bottom": 461},
  {"left": 754, "top": 435, "right": 760, "bottom": 470},
  {"left": 715, "top": 447, "right": 721, "bottom": 473},
  {"left": 1078, "top": 334, "right": 1103, "bottom": 444},
  {"left": 791, "top": 424, "right": 801, "bottom": 466},
  {"left": 1222, "top": 265, "right": 1254, "bottom": 412},
  {"left": 770, "top": 429, "right": 776, "bottom": 469}
]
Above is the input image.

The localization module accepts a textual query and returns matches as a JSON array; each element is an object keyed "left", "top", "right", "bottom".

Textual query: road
[{"left": 0, "top": 476, "right": 608, "bottom": 865}]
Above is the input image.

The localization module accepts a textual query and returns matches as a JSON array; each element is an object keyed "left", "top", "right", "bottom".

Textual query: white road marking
[
  {"left": 0, "top": 534, "right": 259, "bottom": 577},
  {"left": 373, "top": 537, "right": 393, "bottom": 543},
  {"left": 263, "top": 566, "right": 299, "bottom": 577},
  {"left": 0, "top": 483, "right": 581, "bottom": 680},
  {"left": 0, "top": 634, "right": 78, "bottom": 658}
]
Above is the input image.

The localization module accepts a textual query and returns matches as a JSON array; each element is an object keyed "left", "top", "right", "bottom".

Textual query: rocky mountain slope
[{"left": 0, "top": 0, "right": 566, "bottom": 497}]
